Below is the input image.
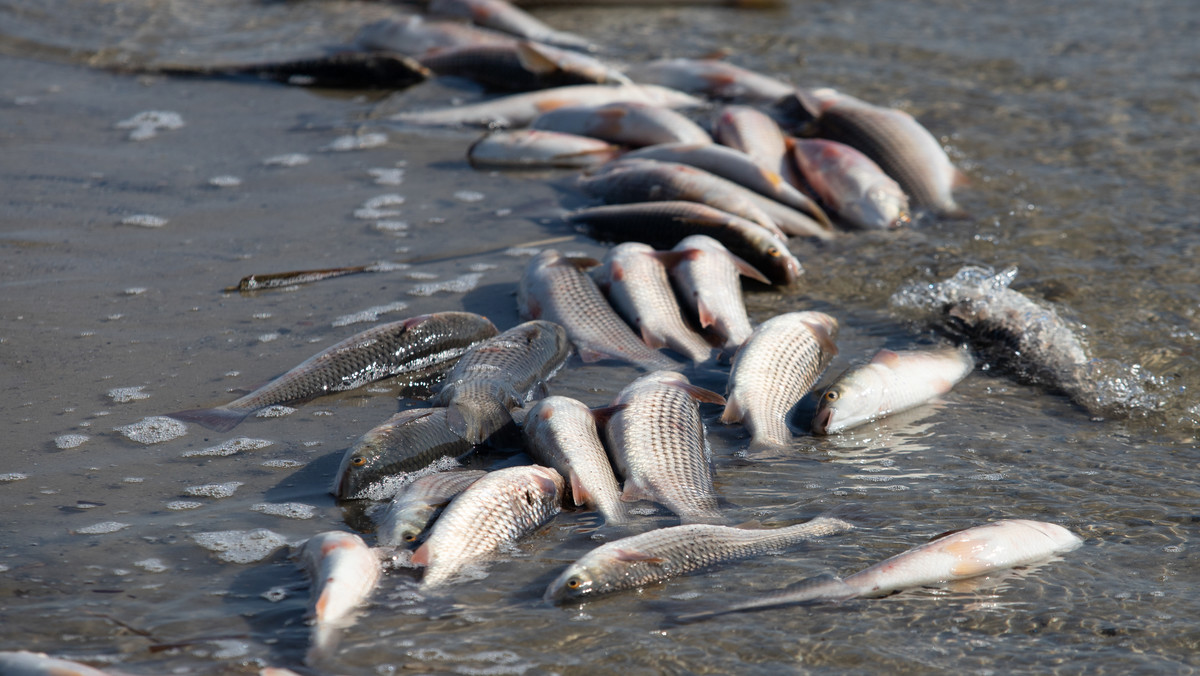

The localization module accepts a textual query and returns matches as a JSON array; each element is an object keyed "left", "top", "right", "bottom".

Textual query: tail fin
[
  {"left": 667, "top": 573, "right": 856, "bottom": 624},
  {"left": 165, "top": 405, "right": 249, "bottom": 433}
]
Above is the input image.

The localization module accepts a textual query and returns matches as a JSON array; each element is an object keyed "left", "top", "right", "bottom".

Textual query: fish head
[
  {"left": 543, "top": 562, "right": 603, "bottom": 603},
  {"left": 332, "top": 436, "right": 387, "bottom": 499},
  {"left": 1011, "top": 519, "right": 1085, "bottom": 553},
  {"left": 811, "top": 365, "right": 886, "bottom": 435}
]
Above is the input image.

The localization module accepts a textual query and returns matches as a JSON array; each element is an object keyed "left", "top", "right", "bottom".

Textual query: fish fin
[
  {"left": 675, "top": 382, "right": 726, "bottom": 406},
  {"left": 640, "top": 326, "right": 668, "bottom": 350},
  {"left": 952, "top": 167, "right": 971, "bottom": 188},
  {"left": 402, "top": 314, "right": 433, "bottom": 330},
  {"left": 566, "top": 256, "right": 602, "bottom": 271},
  {"left": 870, "top": 348, "right": 901, "bottom": 368},
  {"left": 719, "top": 395, "right": 744, "bottom": 424},
  {"left": 569, "top": 472, "right": 591, "bottom": 507},
  {"left": 727, "top": 252, "right": 771, "bottom": 285},
  {"left": 166, "top": 406, "right": 249, "bottom": 433},
  {"left": 515, "top": 41, "right": 560, "bottom": 75},
  {"left": 532, "top": 470, "right": 561, "bottom": 496},
  {"left": 801, "top": 317, "right": 839, "bottom": 357},
  {"left": 588, "top": 403, "right": 627, "bottom": 428},
  {"left": 410, "top": 543, "right": 430, "bottom": 567},
  {"left": 695, "top": 299, "right": 716, "bottom": 329},
  {"left": 577, "top": 345, "right": 609, "bottom": 363},
  {"left": 613, "top": 547, "right": 666, "bottom": 564},
  {"left": 609, "top": 260, "right": 625, "bottom": 283},
  {"left": 651, "top": 250, "right": 692, "bottom": 270},
  {"left": 520, "top": 295, "right": 542, "bottom": 320},
  {"left": 620, "top": 478, "right": 652, "bottom": 503}
]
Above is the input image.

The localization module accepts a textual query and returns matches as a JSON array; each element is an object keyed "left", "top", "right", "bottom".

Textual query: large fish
[
  {"left": 669, "top": 235, "right": 767, "bottom": 355},
  {"left": 790, "top": 138, "right": 910, "bottom": 230},
  {"left": 412, "top": 464, "right": 564, "bottom": 589},
  {"left": 522, "top": 396, "right": 629, "bottom": 524},
  {"left": 544, "top": 515, "right": 855, "bottom": 602},
  {"left": 518, "top": 249, "right": 679, "bottom": 370},
  {"left": 297, "top": 531, "right": 382, "bottom": 664},
  {"left": 568, "top": 201, "right": 802, "bottom": 286},
  {"left": 375, "top": 469, "right": 488, "bottom": 547},
  {"left": 420, "top": 41, "right": 628, "bottom": 91},
  {"left": 431, "top": 320, "right": 573, "bottom": 444},
  {"left": 721, "top": 311, "right": 839, "bottom": 450},
  {"left": 625, "top": 57, "right": 793, "bottom": 103},
  {"left": 675, "top": 519, "right": 1082, "bottom": 621},
  {"left": 0, "top": 651, "right": 120, "bottom": 676},
  {"left": 468, "top": 129, "right": 620, "bottom": 168},
  {"left": 168, "top": 312, "right": 499, "bottom": 432},
  {"left": 812, "top": 347, "right": 974, "bottom": 434},
  {"left": 607, "top": 371, "right": 726, "bottom": 523},
  {"left": 333, "top": 407, "right": 477, "bottom": 499},
  {"left": 429, "top": 0, "right": 596, "bottom": 51},
  {"left": 531, "top": 101, "right": 712, "bottom": 147}
]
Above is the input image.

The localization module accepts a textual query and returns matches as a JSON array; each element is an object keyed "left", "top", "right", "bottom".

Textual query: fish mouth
[{"left": 811, "top": 408, "right": 834, "bottom": 435}]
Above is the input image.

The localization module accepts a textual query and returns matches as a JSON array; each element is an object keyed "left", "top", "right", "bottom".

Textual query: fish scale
[
  {"left": 333, "top": 407, "right": 477, "bottom": 499},
  {"left": 376, "top": 469, "right": 488, "bottom": 547}
]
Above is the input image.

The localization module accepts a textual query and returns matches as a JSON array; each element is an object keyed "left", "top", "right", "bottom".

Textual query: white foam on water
[
  {"left": 369, "top": 168, "right": 406, "bottom": 185},
  {"left": 250, "top": 502, "right": 317, "bottom": 519},
  {"left": 258, "top": 333, "right": 280, "bottom": 343},
  {"left": 261, "top": 459, "right": 304, "bottom": 469},
  {"left": 184, "top": 481, "right": 244, "bottom": 498},
  {"left": 357, "top": 208, "right": 401, "bottom": 220},
  {"left": 211, "top": 640, "right": 250, "bottom": 659},
  {"left": 261, "top": 586, "right": 290, "bottom": 602},
  {"left": 255, "top": 405, "right": 295, "bottom": 418},
  {"left": 135, "top": 558, "right": 168, "bottom": 573},
  {"left": 116, "top": 416, "right": 187, "bottom": 444},
  {"left": 253, "top": 313, "right": 272, "bottom": 320},
  {"left": 453, "top": 190, "right": 485, "bottom": 203},
  {"left": 120, "top": 214, "right": 168, "bottom": 228},
  {"left": 123, "top": 287, "right": 148, "bottom": 296},
  {"left": 182, "top": 437, "right": 274, "bottom": 458},
  {"left": 333, "top": 301, "right": 409, "bottom": 327},
  {"left": 107, "top": 386, "right": 150, "bottom": 403},
  {"left": 224, "top": 370, "right": 241, "bottom": 377},
  {"left": 263, "top": 153, "right": 311, "bottom": 167},
  {"left": 55, "top": 434, "right": 89, "bottom": 449},
  {"left": 374, "top": 220, "right": 410, "bottom": 234},
  {"left": 167, "top": 501, "right": 203, "bottom": 510},
  {"left": 503, "top": 247, "right": 541, "bottom": 257},
  {"left": 74, "top": 521, "right": 130, "bottom": 535},
  {"left": 192, "top": 529, "right": 287, "bottom": 564},
  {"left": 406, "top": 271, "right": 439, "bottom": 280},
  {"left": 366, "top": 261, "right": 409, "bottom": 273},
  {"left": 122, "top": 477, "right": 144, "bottom": 483},
  {"left": 326, "top": 133, "right": 388, "bottom": 151},
  {"left": 468, "top": 263, "right": 497, "bottom": 272},
  {"left": 116, "top": 110, "right": 184, "bottom": 141},
  {"left": 407, "top": 272, "right": 484, "bottom": 297},
  {"left": 208, "top": 175, "right": 242, "bottom": 188}
]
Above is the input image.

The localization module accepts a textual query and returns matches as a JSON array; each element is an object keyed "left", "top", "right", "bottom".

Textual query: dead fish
[
  {"left": 675, "top": 519, "right": 1082, "bottom": 621},
  {"left": 544, "top": 515, "right": 855, "bottom": 602},
  {"left": 429, "top": 0, "right": 596, "bottom": 51},
  {"left": 532, "top": 101, "right": 712, "bottom": 147},
  {"left": 226, "top": 262, "right": 386, "bottom": 293},
  {"left": 722, "top": 311, "right": 839, "bottom": 450},
  {"left": 669, "top": 235, "right": 767, "bottom": 355},
  {"left": 790, "top": 138, "right": 910, "bottom": 230},
  {"left": 522, "top": 396, "right": 629, "bottom": 524},
  {"left": 356, "top": 16, "right": 517, "bottom": 58},
  {"left": 333, "top": 408, "right": 478, "bottom": 499},
  {"left": 412, "top": 464, "right": 564, "bottom": 589},
  {"left": 431, "top": 320, "right": 573, "bottom": 444},
  {"left": 297, "top": 531, "right": 382, "bottom": 664},
  {"left": 626, "top": 57, "right": 794, "bottom": 103},
  {"left": 0, "top": 651, "right": 120, "bottom": 676},
  {"left": 420, "top": 41, "right": 629, "bottom": 91},
  {"left": 713, "top": 104, "right": 792, "bottom": 178},
  {"left": 518, "top": 249, "right": 680, "bottom": 370},
  {"left": 375, "top": 469, "right": 488, "bottom": 547},
  {"left": 594, "top": 242, "right": 716, "bottom": 363},
  {"left": 148, "top": 51, "right": 429, "bottom": 89},
  {"left": 167, "top": 312, "right": 499, "bottom": 432},
  {"left": 392, "top": 83, "right": 702, "bottom": 128},
  {"left": 469, "top": 129, "right": 621, "bottom": 168},
  {"left": 812, "top": 347, "right": 974, "bottom": 434},
  {"left": 568, "top": 201, "right": 802, "bottom": 286},
  {"left": 607, "top": 371, "right": 726, "bottom": 523}
]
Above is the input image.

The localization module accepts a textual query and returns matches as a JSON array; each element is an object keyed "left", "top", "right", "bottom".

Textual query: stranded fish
[
  {"left": 148, "top": 51, "right": 429, "bottom": 90},
  {"left": 790, "top": 138, "right": 910, "bottom": 230},
  {"left": 429, "top": 0, "right": 596, "bottom": 51},
  {"left": 607, "top": 371, "right": 726, "bottom": 523},
  {"left": 432, "top": 320, "right": 573, "bottom": 444},
  {"left": 626, "top": 57, "right": 794, "bottom": 103},
  {"left": 297, "top": 531, "right": 382, "bottom": 664},
  {"left": 168, "top": 312, "right": 499, "bottom": 432},
  {"left": 544, "top": 515, "right": 854, "bottom": 602},
  {"left": 722, "top": 311, "right": 839, "bottom": 450},
  {"left": 669, "top": 235, "right": 767, "bottom": 354},
  {"left": 413, "top": 464, "right": 565, "bottom": 589},
  {"left": 812, "top": 347, "right": 974, "bottom": 434},
  {"left": 532, "top": 101, "right": 712, "bottom": 147},
  {"left": 518, "top": 249, "right": 679, "bottom": 370},
  {"left": 420, "top": 41, "right": 628, "bottom": 91},
  {"left": 469, "top": 129, "right": 620, "bottom": 168},
  {"left": 333, "top": 407, "right": 478, "bottom": 499},
  {"left": 713, "top": 104, "right": 792, "bottom": 179},
  {"left": 0, "top": 651, "right": 120, "bottom": 676},
  {"left": 675, "top": 519, "right": 1082, "bottom": 621},
  {"left": 522, "top": 396, "right": 629, "bottom": 524},
  {"left": 356, "top": 16, "right": 517, "bottom": 58},
  {"left": 375, "top": 469, "right": 488, "bottom": 547}
]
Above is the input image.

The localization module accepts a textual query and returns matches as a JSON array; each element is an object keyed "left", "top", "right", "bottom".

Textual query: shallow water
[{"left": 2, "top": 0, "right": 1199, "bottom": 673}]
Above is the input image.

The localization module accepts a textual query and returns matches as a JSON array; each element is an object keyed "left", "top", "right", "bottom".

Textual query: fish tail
[
  {"left": 165, "top": 405, "right": 250, "bottom": 433},
  {"left": 445, "top": 396, "right": 513, "bottom": 445},
  {"left": 668, "top": 573, "right": 855, "bottom": 624},
  {"left": 305, "top": 622, "right": 342, "bottom": 666}
]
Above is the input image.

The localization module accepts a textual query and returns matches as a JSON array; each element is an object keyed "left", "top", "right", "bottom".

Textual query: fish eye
[
  {"left": 767, "top": 247, "right": 780, "bottom": 257},
  {"left": 403, "top": 533, "right": 417, "bottom": 542},
  {"left": 566, "top": 577, "right": 582, "bottom": 589},
  {"left": 350, "top": 456, "right": 367, "bottom": 467},
  {"left": 824, "top": 390, "right": 839, "bottom": 402}
]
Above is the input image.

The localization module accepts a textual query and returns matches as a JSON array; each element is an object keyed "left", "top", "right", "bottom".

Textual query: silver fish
[
  {"left": 812, "top": 347, "right": 974, "bottom": 434},
  {"left": 518, "top": 249, "right": 679, "bottom": 370},
  {"left": 0, "top": 651, "right": 118, "bottom": 676},
  {"left": 544, "top": 515, "right": 855, "bottom": 602},
  {"left": 722, "top": 311, "right": 839, "bottom": 450},
  {"left": 412, "top": 464, "right": 564, "bottom": 589},
  {"left": 713, "top": 104, "right": 792, "bottom": 178},
  {"left": 522, "top": 396, "right": 629, "bottom": 524},
  {"left": 669, "top": 235, "right": 767, "bottom": 355},
  {"left": 594, "top": 242, "right": 716, "bottom": 363},
  {"left": 375, "top": 469, "right": 488, "bottom": 547},
  {"left": 356, "top": 16, "right": 517, "bottom": 58},
  {"left": 333, "top": 407, "right": 477, "bottom": 499},
  {"left": 431, "top": 319, "right": 573, "bottom": 444},
  {"left": 532, "top": 101, "right": 712, "bottom": 147},
  {"left": 625, "top": 57, "right": 794, "bottom": 103},
  {"left": 167, "top": 312, "right": 499, "bottom": 432},
  {"left": 468, "top": 129, "right": 620, "bottom": 168},
  {"left": 297, "top": 531, "right": 382, "bottom": 664},
  {"left": 791, "top": 138, "right": 910, "bottom": 230},
  {"left": 607, "top": 371, "right": 726, "bottom": 523},
  {"left": 429, "top": 0, "right": 596, "bottom": 51}
]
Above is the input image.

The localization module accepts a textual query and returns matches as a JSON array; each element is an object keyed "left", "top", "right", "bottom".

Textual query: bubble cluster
[
  {"left": 167, "top": 501, "right": 203, "bottom": 511},
  {"left": 135, "top": 558, "right": 168, "bottom": 573},
  {"left": 107, "top": 386, "right": 150, "bottom": 403},
  {"left": 263, "top": 153, "right": 311, "bottom": 167},
  {"left": 326, "top": 133, "right": 388, "bottom": 152},
  {"left": 181, "top": 437, "right": 273, "bottom": 458},
  {"left": 74, "top": 521, "right": 130, "bottom": 535},
  {"left": 407, "top": 272, "right": 484, "bottom": 297},
  {"left": 333, "top": 302, "right": 410, "bottom": 327},
  {"left": 183, "top": 482, "right": 244, "bottom": 498},
  {"left": 261, "top": 459, "right": 304, "bottom": 469},
  {"left": 255, "top": 406, "right": 295, "bottom": 419},
  {"left": 0, "top": 473, "right": 29, "bottom": 481},
  {"left": 116, "top": 417, "right": 187, "bottom": 444},
  {"left": 369, "top": 168, "right": 406, "bottom": 185},
  {"left": 356, "top": 194, "right": 406, "bottom": 220},
  {"left": 120, "top": 215, "right": 168, "bottom": 228},
  {"left": 116, "top": 110, "right": 184, "bottom": 141},
  {"left": 453, "top": 190, "right": 485, "bottom": 203},
  {"left": 55, "top": 434, "right": 90, "bottom": 449},
  {"left": 251, "top": 502, "right": 317, "bottom": 519},
  {"left": 192, "top": 529, "right": 287, "bottom": 564},
  {"left": 208, "top": 175, "right": 242, "bottom": 188}
]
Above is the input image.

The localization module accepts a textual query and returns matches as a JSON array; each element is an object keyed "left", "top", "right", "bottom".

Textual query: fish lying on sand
[{"left": 375, "top": 470, "right": 488, "bottom": 547}]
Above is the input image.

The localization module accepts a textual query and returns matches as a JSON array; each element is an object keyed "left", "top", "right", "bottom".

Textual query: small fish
[
  {"left": 675, "top": 519, "right": 1082, "bottom": 621},
  {"left": 297, "top": 531, "right": 382, "bottom": 664},
  {"left": 594, "top": 242, "right": 716, "bottom": 363},
  {"left": 812, "top": 347, "right": 974, "bottom": 434},
  {"left": 790, "top": 138, "right": 910, "bottom": 230},
  {"left": 148, "top": 51, "right": 430, "bottom": 89},
  {"left": 625, "top": 57, "right": 794, "bottom": 103},
  {"left": 669, "top": 235, "right": 767, "bottom": 355},
  {"left": 356, "top": 16, "right": 517, "bottom": 57},
  {"left": 518, "top": 249, "right": 679, "bottom": 370},
  {"left": 333, "top": 408, "right": 478, "bottom": 499},
  {"left": 375, "top": 469, "right": 488, "bottom": 547},
  {"left": 167, "top": 312, "right": 499, "bottom": 432},
  {"left": 607, "top": 371, "right": 726, "bottom": 523},
  {"left": 544, "top": 515, "right": 855, "bottom": 602},
  {"left": 420, "top": 41, "right": 629, "bottom": 91},
  {"left": 0, "top": 651, "right": 119, "bottom": 676},
  {"left": 568, "top": 201, "right": 802, "bottom": 286},
  {"left": 227, "top": 263, "right": 381, "bottom": 293},
  {"left": 429, "top": 0, "right": 597, "bottom": 51},
  {"left": 722, "top": 311, "right": 839, "bottom": 450},
  {"left": 468, "top": 129, "right": 621, "bottom": 169},
  {"left": 532, "top": 101, "right": 712, "bottom": 147},
  {"left": 413, "top": 464, "right": 565, "bottom": 589},
  {"left": 522, "top": 396, "right": 629, "bottom": 524}
]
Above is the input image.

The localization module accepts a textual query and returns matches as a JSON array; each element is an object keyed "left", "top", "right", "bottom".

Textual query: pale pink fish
[
  {"left": 297, "top": 531, "right": 382, "bottom": 664},
  {"left": 392, "top": 83, "right": 701, "bottom": 128},
  {"left": 721, "top": 311, "right": 839, "bottom": 450},
  {"left": 0, "top": 651, "right": 122, "bottom": 676},
  {"left": 812, "top": 347, "right": 974, "bottom": 434},
  {"left": 532, "top": 101, "right": 712, "bottom": 147},
  {"left": 429, "top": 0, "right": 596, "bottom": 51},
  {"left": 677, "top": 519, "right": 1082, "bottom": 620},
  {"left": 790, "top": 138, "right": 910, "bottom": 230},
  {"left": 626, "top": 57, "right": 794, "bottom": 103},
  {"left": 355, "top": 15, "right": 517, "bottom": 58},
  {"left": 469, "top": 129, "right": 620, "bottom": 168},
  {"left": 669, "top": 235, "right": 767, "bottom": 355},
  {"left": 594, "top": 242, "right": 716, "bottom": 363}
]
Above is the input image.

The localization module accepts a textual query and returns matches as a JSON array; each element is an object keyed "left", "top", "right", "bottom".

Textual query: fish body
[
  {"left": 468, "top": 129, "right": 620, "bottom": 168},
  {"left": 812, "top": 347, "right": 974, "bottom": 434},
  {"left": 356, "top": 16, "right": 517, "bottom": 58},
  {"left": 669, "top": 235, "right": 765, "bottom": 354},
  {"left": 625, "top": 58, "right": 793, "bottom": 103},
  {"left": 297, "top": 531, "right": 382, "bottom": 663},
  {"left": 606, "top": 371, "right": 726, "bottom": 523},
  {"left": 432, "top": 320, "right": 573, "bottom": 444},
  {"left": 713, "top": 105, "right": 792, "bottom": 178},
  {"left": 593, "top": 242, "right": 715, "bottom": 363},
  {"left": 522, "top": 396, "right": 629, "bottom": 524},
  {"left": 722, "top": 311, "right": 839, "bottom": 450},
  {"left": 569, "top": 201, "right": 802, "bottom": 286},
  {"left": 375, "top": 469, "right": 488, "bottom": 547},
  {"left": 544, "top": 516, "right": 855, "bottom": 602},
  {"left": 420, "top": 41, "right": 628, "bottom": 91},
  {"left": 518, "top": 249, "right": 679, "bottom": 370},
  {"left": 532, "top": 101, "right": 711, "bottom": 147},
  {"left": 413, "top": 464, "right": 564, "bottom": 589},
  {"left": 168, "top": 312, "right": 499, "bottom": 432},
  {"left": 0, "top": 651, "right": 118, "bottom": 676},
  {"left": 790, "top": 138, "right": 910, "bottom": 230},
  {"left": 429, "top": 0, "right": 596, "bottom": 51},
  {"left": 333, "top": 407, "right": 477, "bottom": 499}
]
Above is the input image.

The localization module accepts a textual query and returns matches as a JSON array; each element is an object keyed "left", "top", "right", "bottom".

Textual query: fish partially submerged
[
  {"left": 420, "top": 41, "right": 629, "bottom": 91},
  {"left": 532, "top": 101, "right": 712, "bottom": 147},
  {"left": 468, "top": 129, "right": 620, "bottom": 168},
  {"left": 297, "top": 531, "right": 382, "bottom": 664},
  {"left": 375, "top": 469, "right": 488, "bottom": 547},
  {"left": 168, "top": 312, "right": 499, "bottom": 432},
  {"left": 0, "top": 651, "right": 121, "bottom": 676},
  {"left": 669, "top": 235, "right": 767, "bottom": 355}
]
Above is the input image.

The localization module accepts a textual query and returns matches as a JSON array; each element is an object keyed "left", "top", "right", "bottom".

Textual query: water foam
[
  {"left": 115, "top": 417, "right": 187, "bottom": 444},
  {"left": 369, "top": 168, "right": 406, "bottom": 185},
  {"left": 250, "top": 502, "right": 317, "bottom": 520},
  {"left": 107, "top": 386, "right": 150, "bottom": 403},
  {"left": 120, "top": 215, "right": 168, "bottom": 228},
  {"left": 184, "top": 482, "right": 244, "bottom": 498},
  {"left": 74, "top": 521, "right": 130, "bottom": 535},
  {"left": 407, "top": 272, "right": 484, "bottom": 297},
  {"left": 208, "top": 175, "right": 242, "bottom": 188},
  {"left": 182, "top": 437, "right": 273, "bottom": 458},
  {"left": 192, "top": 529, "right": 287, "bottom": 564},
  {"left": 116, "top": 110, "right": 184, "bottom": 140},
  {"left": 55, "top": 434, "right": 89, "bottom": 449},
  {"left": 263, "top": 153, "right": 310, "bottom": 167},
  {"left": 326, "top": 133, "right": 388, "bottom": 151},
  {"left": 333, "top": 302, "right": 410, "bottom": 327},
  {"left": 255, "top": 406, "right": 295, "bottom": 419}
]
